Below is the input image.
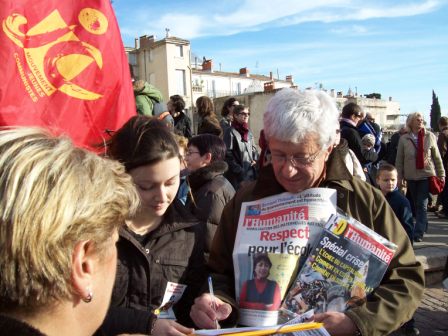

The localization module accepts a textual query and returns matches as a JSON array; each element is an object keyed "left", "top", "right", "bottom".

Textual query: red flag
[{"left": 0, "top": 0, "right": 136, "bottom": 150}]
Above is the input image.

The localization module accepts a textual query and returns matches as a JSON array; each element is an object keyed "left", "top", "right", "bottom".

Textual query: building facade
[
  {"left": 127, "top": 35, "right": 192, "bottom": 108},
  {"left": 126, "top": 35, "right": 293, "bottom": 113},
  {"left": 190, "top": 59, "right": 293, "bottom": 104},
  {"left": 126, "top": 35, "right": 402, "bottom": 138}
]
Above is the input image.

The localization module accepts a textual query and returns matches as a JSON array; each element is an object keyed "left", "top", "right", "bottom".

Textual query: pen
[{"left": 208, "top": 276, "right": 219, "bottom": 329}]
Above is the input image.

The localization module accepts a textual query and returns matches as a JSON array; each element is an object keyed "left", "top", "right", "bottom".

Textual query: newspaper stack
[{"left": 232, "top": 189, "right": 337, "bottom": 327}]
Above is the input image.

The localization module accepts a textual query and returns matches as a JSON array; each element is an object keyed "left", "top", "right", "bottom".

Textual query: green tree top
[{"left": 430, "top": 90, "right": 441, "bottom": 132}]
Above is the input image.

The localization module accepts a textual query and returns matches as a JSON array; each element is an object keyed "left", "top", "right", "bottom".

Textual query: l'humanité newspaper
[
  {"left": 282, "top": 212, "right": 397, "bottom": 316},
  {"left": 232, "top": 188, "right": 337, "bottom": 327}
]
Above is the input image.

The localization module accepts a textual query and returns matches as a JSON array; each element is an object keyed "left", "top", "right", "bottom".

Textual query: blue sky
[{"left": 112, "top": 0, "right": 448, "bottom": 121}]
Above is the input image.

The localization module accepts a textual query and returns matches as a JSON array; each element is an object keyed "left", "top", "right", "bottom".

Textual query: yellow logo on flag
[{"left": 2, "top": 8, "right": 107, "bottom": 101}]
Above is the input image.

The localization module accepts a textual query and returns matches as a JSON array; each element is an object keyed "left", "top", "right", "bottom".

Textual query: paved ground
[
  {"left": 389, "top": 213, "right": 448, "bottom": 336},
  {"left": 413, "top": 283, "right": 448, "bottom": 336}
]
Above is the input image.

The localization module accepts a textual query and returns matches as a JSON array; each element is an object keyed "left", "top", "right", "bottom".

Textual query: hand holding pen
[
  {"left": 190, "top": 277, "right": 232, "bottom": 329},
  {"left": 208, "top": 276, "right": 219, "bottom": 329}
]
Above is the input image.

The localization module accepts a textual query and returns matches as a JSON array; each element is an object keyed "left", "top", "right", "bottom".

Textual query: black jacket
[
  {"left": 186, "top": 161, "right": 235, "bottom": 253},
  {"left": 385, "top": 131, "right": 402, "bottom": 165},
  {"left": 0, "top": 315, "right": 45, "bottom": 336},
  {"left": 174, "top": 112, "right": 192, "bottom": 138},
  {"left": 340, "top": 119, "right": 377, "bottom": 165},
  {"left": 0, "top": 315, "right": 105, "bottom": 336},
  {"left": 220, "top": 118, "right": 232, "bottom": 136},
  {"left": 101, "top": 200, "right": 206, "bottom": 335},
  {"left": 223, "top": 126, "right": 259, "bottom": 189}
]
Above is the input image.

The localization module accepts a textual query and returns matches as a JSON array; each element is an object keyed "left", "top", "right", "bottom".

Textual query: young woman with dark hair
[
  {"left": 196, "top": 96, "right": 222, "bottom": 137},
  {"left": 185, "top": 134, "right": 235, "bottom": 254},
  {"left": 102, "top": 116, "right": 206, "bottom": 336}
]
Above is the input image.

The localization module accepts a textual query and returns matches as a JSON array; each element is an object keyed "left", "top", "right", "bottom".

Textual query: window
[
  {"left": 176, "top": 69, "right": 186, "bottom": 96},
  {"left": 176, "top": 45, "right": 184, "bottom": 57}
]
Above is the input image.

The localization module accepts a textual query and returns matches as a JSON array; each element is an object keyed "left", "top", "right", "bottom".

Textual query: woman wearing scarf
[
  {"left": 396, "top": 112, "right": 445, "bottom": 242},
  {"left": 223, "top": 105, "right": 259, "bottom": 189}
]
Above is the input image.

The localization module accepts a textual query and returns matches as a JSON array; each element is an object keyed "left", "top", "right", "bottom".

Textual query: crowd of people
[{"left": 3, "top": 86, "right": 442, "bottom": 336}]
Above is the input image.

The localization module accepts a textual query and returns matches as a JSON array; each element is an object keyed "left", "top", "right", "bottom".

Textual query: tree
[{"left": 430, "top": 90, "right": 441, "bottom": 131}]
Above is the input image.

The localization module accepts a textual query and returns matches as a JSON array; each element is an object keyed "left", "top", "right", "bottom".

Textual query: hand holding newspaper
[
  {"left": 282, "top": 212, "right": 397, "bottom": 315},
  {"left": 232, "top": 189, "right": 338, "bottom": 327}
]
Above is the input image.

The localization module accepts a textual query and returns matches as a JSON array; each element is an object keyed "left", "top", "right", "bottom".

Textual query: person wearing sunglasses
[
  {"left": 223, "top": 104, "right": 259, "bottom": 189},
  {"left": 220, "top": 97, "right": 240, "bottom": 134},
  {"left": 191, "top": 89, "right": 424, "bottom": 336}
]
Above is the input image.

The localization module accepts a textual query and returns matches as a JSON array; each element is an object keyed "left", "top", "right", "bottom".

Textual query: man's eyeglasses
[{"left": 271, "top": 149, "right": 323, "bottom": 168}]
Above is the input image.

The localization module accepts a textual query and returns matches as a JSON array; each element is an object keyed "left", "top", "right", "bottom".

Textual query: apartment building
[
  {"left": 191, "top": 58, "right": 293, "bottom": 104},
  {"left": 126, "top": 34, "right": 293, "bottom": 111},
  {"left": 127, "top": 34, "right": 192, "bottom": 107}
]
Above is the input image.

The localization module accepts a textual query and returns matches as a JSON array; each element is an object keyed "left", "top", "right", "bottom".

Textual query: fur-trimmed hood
[{"left": 187, "top": 161, "right": 228, "bottom": 190}]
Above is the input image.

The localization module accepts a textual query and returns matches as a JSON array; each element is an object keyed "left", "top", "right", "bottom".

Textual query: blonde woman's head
[{"left": 0, "top": 127, "right": 139, "bottom": 311}]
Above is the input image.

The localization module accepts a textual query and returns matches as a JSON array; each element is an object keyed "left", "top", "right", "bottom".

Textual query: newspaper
[
  {"left": 282, "top": 212, "right": 397, "bottom": 315},
  {"left": 232, "top": 189, "right": 337, "bottom": 327}
]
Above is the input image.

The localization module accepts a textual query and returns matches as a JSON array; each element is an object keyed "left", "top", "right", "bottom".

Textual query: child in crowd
[
  {"left": 376, "top": 163, "right": 414, "bottom": 241},
  {"left": 376, "top": 163, "right": 419, "bottom": 336}
]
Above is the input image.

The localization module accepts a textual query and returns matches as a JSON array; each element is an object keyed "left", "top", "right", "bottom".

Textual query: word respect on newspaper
[{"left": 260, "top": 227, "right": 310, "bottom": 241}]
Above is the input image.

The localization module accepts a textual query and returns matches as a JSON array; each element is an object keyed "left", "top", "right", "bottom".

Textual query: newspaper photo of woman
[{"left": 239, "top": 253, "right": 281, "bottom": 311}]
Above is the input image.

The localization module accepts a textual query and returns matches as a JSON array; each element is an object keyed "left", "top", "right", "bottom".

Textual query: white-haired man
[{"left": 190, "top": 89, "right": 424, "bottom": 336}]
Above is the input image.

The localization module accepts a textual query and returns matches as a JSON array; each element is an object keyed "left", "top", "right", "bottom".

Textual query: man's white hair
[{"left": 264, "top": 88, "right": 339, "bottom": 148}]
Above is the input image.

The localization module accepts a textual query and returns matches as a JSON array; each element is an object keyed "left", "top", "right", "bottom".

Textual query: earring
[{"left": 82, "top": 288, "right": 93, "bottom": 303}]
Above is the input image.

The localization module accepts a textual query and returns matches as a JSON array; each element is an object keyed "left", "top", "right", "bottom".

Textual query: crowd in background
[{"left": 1, "top": 84, "right": 442, "bottom": 336}]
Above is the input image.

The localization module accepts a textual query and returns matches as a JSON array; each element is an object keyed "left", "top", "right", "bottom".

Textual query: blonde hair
[
  {"left": 406, "top": 112, "right": 424, "bottom": 130},
  {"left": 174, "top": 133, "right": 188, "bottom": 152},
  {"left": 0, "top": 127, "right": 140, "bottom": 311}
]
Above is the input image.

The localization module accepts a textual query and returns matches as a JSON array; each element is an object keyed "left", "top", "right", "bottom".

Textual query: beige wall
[
  {"left": 214, "top": 90, "right": 280, "bottom": 147},
  {"left": 214, "top": 89, "right": 402, "bottom": 147},
  {"left": 150, "top": 46, "right": 169, "bottom": 101},
  {"left": 165, "top": 43, "right": 192, "bottom": 108}
]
